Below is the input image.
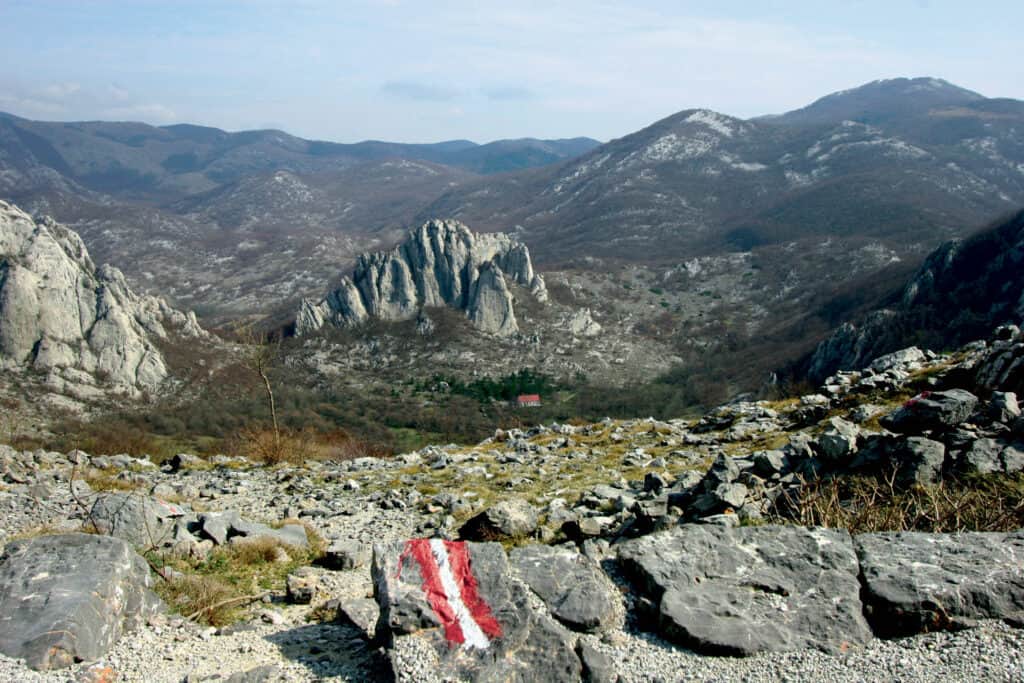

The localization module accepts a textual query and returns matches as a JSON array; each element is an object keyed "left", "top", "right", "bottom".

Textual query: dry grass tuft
[
  {"left": 157, "top": 574, "right": 240, "bottom": 627},
  {"left": 229, "top": 536, "right": 293, "bottom": 565},
  {"left": 773, "top": 471, "right": 1024, "bottom": 534}
]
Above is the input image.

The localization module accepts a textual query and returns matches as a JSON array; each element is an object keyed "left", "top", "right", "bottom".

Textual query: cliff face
[
  {"left": 296, "top": 219, "right": 547, "bottom": 336},
  {"left": 0, "top": 200, "right": 205, "bottom": 396},
  {"left": 806, "top": 209, "right": 1024, "bottom": 381}
]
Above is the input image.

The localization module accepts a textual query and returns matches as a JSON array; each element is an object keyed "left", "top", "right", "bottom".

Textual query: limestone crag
[
  {"left": 0, "top": 200, "right": 206, "bottom": 396},
  {"left": 296, "top": 219, "right": 547, "bottom": 336}
]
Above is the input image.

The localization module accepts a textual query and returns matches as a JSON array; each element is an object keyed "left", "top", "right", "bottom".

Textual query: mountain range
[{"left": 1, "top": 76, "right": 1022, "bottom": 400}]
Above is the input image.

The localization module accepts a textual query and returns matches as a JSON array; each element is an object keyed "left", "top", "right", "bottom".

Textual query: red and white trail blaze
[{"left": 399, "top": 539, "right": 503, "bottom": 649}]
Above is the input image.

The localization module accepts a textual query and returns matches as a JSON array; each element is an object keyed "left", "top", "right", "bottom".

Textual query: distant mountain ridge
[
  {"left": 762, "top": 77, "right": 986, "bottom": 126},
  {"left": 0, "top": 110, "right": 601, "bottom": 203}
]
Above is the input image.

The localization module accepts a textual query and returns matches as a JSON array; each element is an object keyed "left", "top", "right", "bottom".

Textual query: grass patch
[
  {"left": 83, "top": 467, "right": 143, "bottom": 492},
  {"left": 152, "top": 524, "right": 325, "bottom": 626}
]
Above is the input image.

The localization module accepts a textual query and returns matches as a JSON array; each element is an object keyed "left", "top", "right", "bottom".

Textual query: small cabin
[{"left": 516, "top": 394, "right": 542, "bottom": 408}]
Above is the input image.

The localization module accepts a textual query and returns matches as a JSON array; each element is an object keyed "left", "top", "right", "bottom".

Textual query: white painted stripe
[{"left": 429, "top": 538, "right": 491, "bottom": 650}]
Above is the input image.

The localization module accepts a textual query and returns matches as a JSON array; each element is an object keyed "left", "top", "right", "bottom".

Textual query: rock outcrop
[
  {"left": 857, "top": 531, "right": 1024, "bottom": 637},
  {"left": 296, "top": 219, "right": 547, "bottom": 337},
  {"left": 618, "top": 525, "right": 873, "bottom": 655},
  {"left": 0, "top": 200, "right": 205, "bottom": 396}
]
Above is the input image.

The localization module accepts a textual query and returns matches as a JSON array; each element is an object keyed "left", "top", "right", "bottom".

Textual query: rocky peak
[
  {"left": 0, "top": 200, "right": 206, "bottom": 397},
  {"left": 296, "top": 219, "right": 547, "bottom": 337}
]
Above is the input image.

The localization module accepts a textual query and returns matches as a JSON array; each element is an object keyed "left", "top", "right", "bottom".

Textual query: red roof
[{"left": 517, "top": 394, "right": 541, "bottom": 403}]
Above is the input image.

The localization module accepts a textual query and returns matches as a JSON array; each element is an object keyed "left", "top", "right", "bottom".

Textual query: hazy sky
[{"left": 1, "top": 1, "right": 1021, "bottom": 143}]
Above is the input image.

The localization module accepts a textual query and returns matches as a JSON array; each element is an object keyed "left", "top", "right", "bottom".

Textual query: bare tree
[{"left": 242, "top": 328, "right": 283, "bottom": 455}]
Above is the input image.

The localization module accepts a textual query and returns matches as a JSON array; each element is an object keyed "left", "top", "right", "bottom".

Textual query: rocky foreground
[{"left": 0, "top": 327, "right": 1023, "bottom": 681}]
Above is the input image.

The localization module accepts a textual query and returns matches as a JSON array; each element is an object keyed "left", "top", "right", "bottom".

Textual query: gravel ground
[
  {"left": 1, "top": 613, "right": 1020, "bottom": 682},
  {"left": 582, "top": 621, "right": 1024, "bottom": 683}
]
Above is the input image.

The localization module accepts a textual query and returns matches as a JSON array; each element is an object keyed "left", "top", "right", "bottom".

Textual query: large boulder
[
  {"left": 372, "top": 539, "right": 582, "bottom": 682},
  {"left": 90, "top": 492, "right": 189, "bottom": 549},
  {"left": 856, "top": 531, "right": 1024, "bottom": 637},
  {"left": 881, "top": 389, "right": 979, "bottom": 434},
  {"left": 509, "top": 544, "right": 620, "bottom": 633},
  {"left": 0, "top": 533, "right": 162, "bottom": 670},
  {"left": 617, "top": 524, "right": 871, "bottom": 656}
]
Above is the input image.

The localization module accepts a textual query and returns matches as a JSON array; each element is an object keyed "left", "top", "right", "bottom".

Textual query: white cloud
[{"left": 101, "top": 103, "right": 178, "bottom": 123}]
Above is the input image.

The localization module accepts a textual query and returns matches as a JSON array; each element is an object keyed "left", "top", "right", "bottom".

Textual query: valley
[{"left": 2, "top": 70, "right": 1024, "bottom": 683}]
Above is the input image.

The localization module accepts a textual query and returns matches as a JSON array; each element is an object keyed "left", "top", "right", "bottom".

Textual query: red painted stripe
[
  {"left": 403, "top": 539, "right": 465, "bottom": 645},
  {"left": 444, "top": 540, "right": 503, "bottom": 639}
]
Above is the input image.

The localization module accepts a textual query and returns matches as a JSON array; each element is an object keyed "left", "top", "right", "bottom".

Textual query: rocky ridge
[
  {"left": 0, "top": 324, "right": 1022, "bottom": 679},
  {"left": 296, "top": 219, "right": 547, "bottom": 337},
  {"left": 807, "top": 208, "right": 1024, "bottom": 381},
  {"left": 0, "top": 200, "right": 207, "bottom": 401}
]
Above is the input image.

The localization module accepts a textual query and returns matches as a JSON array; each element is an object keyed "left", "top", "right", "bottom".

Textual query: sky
[{"left": 1, "top": 0, "right": 1022, "bottom": 144}]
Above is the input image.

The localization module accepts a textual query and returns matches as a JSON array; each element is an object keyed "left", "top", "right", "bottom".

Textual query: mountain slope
[
  {"left": 802, "top": 208, "right": 1024, "bottom": 381},
  {"left": 420, "top": 78, "right": 1024, "bottom": 265}
]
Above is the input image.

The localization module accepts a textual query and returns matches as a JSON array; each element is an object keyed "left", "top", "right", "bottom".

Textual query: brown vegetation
[{"left": 774, "top": 471, "right": 1024, "bottom": 534}]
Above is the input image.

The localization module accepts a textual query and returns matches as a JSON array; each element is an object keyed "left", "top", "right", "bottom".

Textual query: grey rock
[
  {"left": 806, "top": 310, "right": 903, "bottom": 382},
  {"left": 509, "top": 544, "right": 620, "bottom": 633},
  {"left": 990, "top": 391, "right": 1021, "bottom": 423},
  {"left": 817, "top": 417, "right": 861, "bottom": 462},
  {"left": 286, "top": 567, "right": 318, "bottom": 604},
  {"left": 0, "top": 533, "right": 162, "bottom": 670},
  {"left": 752, "top": 450, "right": 787, "bottom": 477},
  {"left": 691, "top": 482, "right": 748, "bottom": 517},
  {"left": 881, "top": 389, "right": 979, "bottom": 434},
  {"left": 224, "top": 665, "right": 283, "bottom": 683},
  {"left": 976, "top": 339, "right": 1024, "bottom": 393},
  {"left": 296, "top": 219, "right": 547, "bottom": 337},
  {"left": 892, "top": 437, "right": 946, "bottom": 486},
  {"left": 90, "top": 493, "right": 187, "bottom": 549},
  {"left": 869, "top": 347, "right": 927, "bottom": 373},
  {"left": 230, "top": 518, "right": 309, "bottom": 548},
  {"left": 702, "top": 453, "right": 740, "bottom": 488},
  {"left": 372, "top": 539, "right": 581, "bottom": 682},
  {"left": 337, "top": 598, "right": 380, "bottom": 640},
  {"left": 617, "top": 524, "right": 871, "bottom": 655},
  {"left": 199, "top": 510, "right": 242, "bottom": 545},
  {"left": 0, "top": 200, "right": 205, "bottom": 395},
  {"left": 1002, "top": 442, "right": 1024, "bottom": 473},
  {"left": 951, "top": 437, "right": 1003, "bottom": 474},
  {"left": 577, "top": 640, "right": 616, "bottom": 683},
  {"left": 856, "top": 531, "right": 1024, "bottom": 637},
  {"left": 459, "top": 498, "right": 538, "bottom": 541},
  {"left": 323, "top": 539, "right": 369, "bottom": 570},
  {"left": 467, "top": 260, "right": 518, "bottom": 336}
]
